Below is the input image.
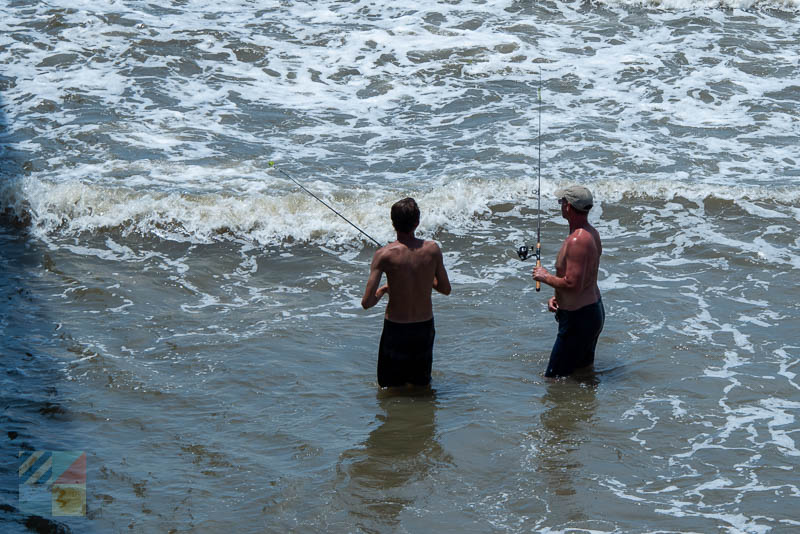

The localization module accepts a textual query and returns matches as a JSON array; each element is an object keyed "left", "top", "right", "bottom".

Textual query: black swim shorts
[
  {"left": 545, "top": 299, "right": 605, "bottom": 378},
  {"left": 377, "top": 318, "right": 435, "bottom": 387}
]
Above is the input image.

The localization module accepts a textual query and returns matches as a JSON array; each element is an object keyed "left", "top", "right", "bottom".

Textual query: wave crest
[{"left": 1, "top": 174, "right": 797, "bottom": 246}]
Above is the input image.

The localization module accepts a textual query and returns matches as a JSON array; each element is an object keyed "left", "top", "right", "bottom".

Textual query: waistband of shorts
[
  {"left": 383, "top": 317, "right": 434, "bottom": 329},
  {"left": 557, "top": 298, "right": 603, "bottom": 316}
]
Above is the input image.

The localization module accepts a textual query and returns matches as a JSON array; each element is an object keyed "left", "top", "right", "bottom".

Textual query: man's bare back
[{"left": 361, "top": 236, "right": 450, "bottom": 322}]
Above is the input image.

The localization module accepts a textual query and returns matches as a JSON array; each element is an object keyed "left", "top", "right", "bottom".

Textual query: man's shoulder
[
  {"left": 373, "top": 242, "right": 397, "bottom": 263},
  {"left": 567, "top": 227, "right": 599, "bottom": 253},
  {"left": 380, "top": 238, "right": 441, "bottom": 259},
  {"left": 569, "top": 226, "right": 597, "bottom": 241},
  {"left": 422, "top": 239, "right": 443, "bottom": 256},
  {"left": 375, "top": 240, "right": 411, "bottom": 261}
]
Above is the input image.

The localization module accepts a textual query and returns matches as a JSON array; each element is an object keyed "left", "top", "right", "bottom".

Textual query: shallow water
[{"left": 2, "top": 0, "right": 800, "bottom": 532}]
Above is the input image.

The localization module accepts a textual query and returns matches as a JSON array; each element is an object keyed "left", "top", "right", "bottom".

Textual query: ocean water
[{"left": 1, "top": 0, "right": 799, "bottom": 532}]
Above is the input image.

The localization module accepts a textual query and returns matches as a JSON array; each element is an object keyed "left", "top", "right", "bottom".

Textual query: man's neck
[
  {"left": 396, "top": 231, "right": 417, "bottom": 245},
  {"left": 567, "top": 214, "right": 590, "bottom": 233}
]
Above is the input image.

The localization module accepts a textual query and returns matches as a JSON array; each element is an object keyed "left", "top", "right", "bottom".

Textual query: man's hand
[
  {"left": 533, "top": 266, "right": 550, "bottom": 284},
  {"left": 547, "top": 297, "right": 559, "bottom": 313},
  {"left": 376, "top": 284, "right": 389, "bottom": 299}
]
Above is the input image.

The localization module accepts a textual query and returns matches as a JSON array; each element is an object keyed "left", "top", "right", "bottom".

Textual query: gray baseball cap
[{"left": 555, "top": 185, "right": 593, "bottom": 211}]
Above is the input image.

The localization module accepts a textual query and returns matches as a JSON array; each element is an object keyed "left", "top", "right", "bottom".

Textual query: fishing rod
[
  {"left": 517, "top": 70, "right": 543, "bottom": 292},
  {"left": 269, "top": 161, "right": 383, "bottom": 248}
]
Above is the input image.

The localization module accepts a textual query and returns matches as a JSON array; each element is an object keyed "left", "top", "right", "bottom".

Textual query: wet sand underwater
[{"left": 2, "top": 0, "right": 800, "bottom": 531}]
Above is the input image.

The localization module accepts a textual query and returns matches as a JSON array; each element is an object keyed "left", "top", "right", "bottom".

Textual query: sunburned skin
[
  {"left": 533, "top": 200, "right": 602, "bottom": 312},
  {"left": 550, "top": 225, "right": 602, "bottom": 311}
]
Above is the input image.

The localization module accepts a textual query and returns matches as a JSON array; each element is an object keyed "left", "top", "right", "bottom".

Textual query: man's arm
[
  {"left": 361, "top": 250, "right": 385, "bottom": 309},
  {"left": 432, "top": 244, "right": 451, "bottom": 296},
  {"left": 533, "top": 235, "right": 590, "bottom": 292}
]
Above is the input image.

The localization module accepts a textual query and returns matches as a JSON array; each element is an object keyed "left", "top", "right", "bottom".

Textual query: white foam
[
  {"left": 5, "top": 171, "right": 799, "bottom": 256},
  {"left": 775, "top": 348, "right": 800, "bottom": 392}
]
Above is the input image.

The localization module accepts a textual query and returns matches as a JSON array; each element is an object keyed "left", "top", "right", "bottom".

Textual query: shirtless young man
[
  {"left": 361, "top": 198, "right": 451, "bottom": 388},
  {"left": 533, "top": 185, "right": 605, "bottom": 378}
]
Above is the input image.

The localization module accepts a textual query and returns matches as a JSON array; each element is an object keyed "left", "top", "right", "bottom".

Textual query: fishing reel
[
  {"left": 517, "top": 245, "right": 537, "bottom": 261},
  {"left": 518, "top": 243, "right": 543, "bottom": 292}
]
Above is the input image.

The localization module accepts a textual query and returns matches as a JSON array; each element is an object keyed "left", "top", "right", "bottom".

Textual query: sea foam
[{"left": 4, "top": 171, "right": 798, "bottom": 248}]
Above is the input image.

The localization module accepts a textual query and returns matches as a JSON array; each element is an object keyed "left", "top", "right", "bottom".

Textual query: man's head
[
  {"left": 556, "top": 185, "right": 593, "bottom": 214},
  {"left": 391, "top": 197, "right": 420, "bottom": 233}
]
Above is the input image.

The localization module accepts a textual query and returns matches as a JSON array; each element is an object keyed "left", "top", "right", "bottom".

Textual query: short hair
[
  {"left": 391, "top": 197, "right": 420, "bottom": 233},
  {"left": 570, "top": 202, "right": 592, "bottom": 213}
]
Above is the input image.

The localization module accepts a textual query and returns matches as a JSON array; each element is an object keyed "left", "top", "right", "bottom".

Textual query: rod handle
[{"left": 535, "top": 242, "right": 541, "bottom": 292}]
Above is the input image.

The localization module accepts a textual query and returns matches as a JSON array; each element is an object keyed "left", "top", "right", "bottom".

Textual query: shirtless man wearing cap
[
  {"left": 533, "top": 185, "right": 605, "bottom": 377},
  {"left": 362, "top": 197, "right": 451, "bottom": 388}
]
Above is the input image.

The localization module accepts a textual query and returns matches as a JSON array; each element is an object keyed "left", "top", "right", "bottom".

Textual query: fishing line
[
  {"left": 517, "top": 69, "right": 543, "bottom": 292},
  {"left": 535, "top": 68, "right": 542, "bottom": 292},
  {"left": 269, "top": 161, "right": 383, "bottom": 247}
]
